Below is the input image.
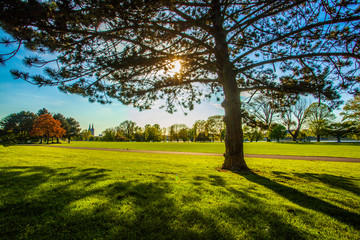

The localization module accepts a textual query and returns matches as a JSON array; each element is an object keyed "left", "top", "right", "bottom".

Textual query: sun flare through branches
[{"left": 168, "top": 60, "right": 182, "bottom": 76}]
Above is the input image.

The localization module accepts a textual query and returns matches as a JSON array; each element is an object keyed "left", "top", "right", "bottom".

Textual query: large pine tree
[{"left": 1, "top": 0, "right": 360, "bottom": 170}]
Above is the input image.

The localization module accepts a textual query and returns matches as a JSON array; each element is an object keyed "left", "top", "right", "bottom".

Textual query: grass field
[
  {"left": 66, "top": 141, "right": 360, "bottom": 158},
  {"left": 0, "top": 145, "right": 359, "bottom": 239}
]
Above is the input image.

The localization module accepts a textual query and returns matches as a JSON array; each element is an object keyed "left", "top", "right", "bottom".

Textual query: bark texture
[
  {"left": 211, "top": 1, "right": 249, "bottom": 171},
  {"left": 222, "top": 97, "right": 249, "bottom": 171}
]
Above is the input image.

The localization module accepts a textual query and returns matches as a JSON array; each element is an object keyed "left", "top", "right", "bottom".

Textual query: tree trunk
[
  {"left": 211, "top": 1, "right": 248, "bottom": 171},
  {"left": 317, "top": 135, "right": 320, "bottom": 142},
  {"left": 222, "top": 96, "right": 249, "bottom": 171},
  {"left": 292, "top": 125, "right": 302, "bottom": 141},
  {"left": 220, "top": 64, "right": 249, "bottom": 171},
  {"left": 292, "top": 129, "right": 298, "bottom": 141},
  {"left": 68, "top": 136, "right": 71, "bottom": 143}
]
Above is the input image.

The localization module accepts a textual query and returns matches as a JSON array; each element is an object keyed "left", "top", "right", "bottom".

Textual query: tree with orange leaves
[{"left": 31, "top": 114, "right": 66, "bottom": 144}]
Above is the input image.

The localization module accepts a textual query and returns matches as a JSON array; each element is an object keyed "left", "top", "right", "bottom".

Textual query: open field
[
  {"left": 65, "top": 141, "right": 360, "bottom": 158},
  {"left": 0, "top": 145, "right": 359, "bottom": 239}
]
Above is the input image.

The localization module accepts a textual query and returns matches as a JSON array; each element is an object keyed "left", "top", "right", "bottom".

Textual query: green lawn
[
  {"left": 0, "top": 145, "right": 359, "bottom": 239},
  {"left": 65, "top": 141, "right": 360, "bottom": 158}
]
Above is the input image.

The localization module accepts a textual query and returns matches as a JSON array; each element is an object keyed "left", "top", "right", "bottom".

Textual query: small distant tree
[
  {"left": 188, "top": 128, "right": 195, "bottom": 142},
  {"left": 220, "top": 128, "right": 226, "bottom": 142},
  {"left": 53, "top": 113, "right": 69, "bottom": 143},
  {"left": 196, "top": 132, "right": 211, "bottom": 142},
  {"left": 325, "top": 122, "right": 355, "bottom": 142},
  {"left": 53, "top": 114, "right": 81, "bottom": 143},
  {"left": 31, "top": 114, "right": 66, "bottom": 144},
  {"left": 102, "top": 128, "right": 116, "bottom": 142},
  {"left": 169, "top": 125, "right": 176, "bottom": 142},
  {"left": 207, "top": 115, "right": 224, "bottom": 142},
  {"left": 169, "top": 124, "right": 187, "bottom": 142},
  {"left": 340, "top": 96, "right": 360, "bottom": 139},
  {"left": 161, "top": 127, "right": 167, "bottom": 142},
  {"left": 306, "top": 103, "right": 336, "bottom": 142},
  {"left": 80, "top": 129, "right": 93, "bottom": 141},
  {"left": 281, "top": 98, "right": 309, "bottom": 142},
  {"left": 0, "top": 111, "right": 38, "bottom": 144},
  {"left": 341, "top": 95, "right": 360, "bottom": 123},
  {"left": 114, "top": 130, "right": 127, "bottom": 142},
  {"left": 243, "top": 125, "right": 263, "bottom": 142},
  {"left": 193, "top": 120, "right": 208, "bottom": 142},
  {"left": 178, "top": 128, "right": 190, "bottom": 142},
  {"left": 65, "top": 117, "right": 81, "bottom": 143},
  {"left": 144, "top": 124, "right": 162, "bottom": 142},
  {"left": 134, "top": 126, "right": 145, "bottom": 142},
  {"left": 268, "top": 123, "right": 287, "bottom": 143},
  {"left": 117, "top": 120, "right": 137, "bottom": 140},
  {"left": 0, "top": 130, "right": 17, "bottom": 147},
  {"left": 244, "top": 95, "right": 279, "bottom": 128}
]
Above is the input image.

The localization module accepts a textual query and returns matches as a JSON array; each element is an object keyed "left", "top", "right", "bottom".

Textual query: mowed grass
[
  {"left": 66, "top": 141, "right": 360, "bottom": 158},
  {"left": 0, "top": 145, "right": 359, "bottom": 239}
]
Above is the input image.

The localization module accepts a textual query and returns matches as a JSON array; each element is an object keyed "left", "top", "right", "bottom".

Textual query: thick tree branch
[
  {"left": 233, "top": 16, "right": 360, "bottom": 62},
  {"left": 237, "top": 52, "right": 360, "bottom": 73}
]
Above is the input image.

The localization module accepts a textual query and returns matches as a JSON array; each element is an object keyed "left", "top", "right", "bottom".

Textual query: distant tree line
[
  {"left": 99, "top": 115, "right": 225, "bottom": 143},
  {"left": 90, "top": 95, "right": 360, "bottom": 143},
  {"left": 2, "top": 95, "right": 359, "bottom": 145},
  {"left": 242, "top": 95, "right": 360, "bottom": 143},
  {"left": 0, "top": 108, "right": 81, "bottom": 146}
]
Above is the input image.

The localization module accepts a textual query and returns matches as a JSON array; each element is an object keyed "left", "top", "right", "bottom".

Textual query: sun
[{"left": 169, "top": 60, "right": 182, "bottom": 74}]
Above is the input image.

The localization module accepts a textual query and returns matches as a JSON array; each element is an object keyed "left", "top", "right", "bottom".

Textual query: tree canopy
[
  {"left": 341, "top": 95, "right": 360, "bottom": 123},
  {"left": 0, "top": 111, "right": 37, "bottom": 143},
  {"left": 268, "top": 123, "right": 287, "bottom": 142},
  {"left": 0, "top": 109, "right": 81, "bottom": 145},
  {"left": 1, "top": 0, "right": 360, "bottom": 170},
  {"left": 340, "top": 95, "right": 360, "bottom": 138},
  {"left": 306, "top": 102, "right": 336, "bottom": 142},
  {"left": 281, "top": 98, "right": 309, "bottom": 141},
  {"left": 31, "top": 114, "right": 66, "bottom": 144}
]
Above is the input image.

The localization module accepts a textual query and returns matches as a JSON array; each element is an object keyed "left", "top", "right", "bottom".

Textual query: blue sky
[{"left": 0, "top": 32, "right": 224, "bottom": 135}]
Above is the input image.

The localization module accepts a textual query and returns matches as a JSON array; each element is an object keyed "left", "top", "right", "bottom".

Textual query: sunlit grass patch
[
  {"left": 64, "top": 141, "right": 360, "bottom": 158},
  {"left": 0, "top": 146, "right": 359, "bottom": 239}
]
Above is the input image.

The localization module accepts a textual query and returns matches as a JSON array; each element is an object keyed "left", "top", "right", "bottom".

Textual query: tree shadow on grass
[
  {"left": 221, "top": 186, "right": 312, "bottom": 240},
  {"left": 104, "top": 181, "right": 234, "bottom": 240},
  {"left": 292, "top": 173, "right": 360, "bottom": 196},
  {"left": 237, "top": 171, "right": 360, "bottom": 230},
  {"left": 190, "top": 175, "right": 315, "bottom": 239},
  {"left": 0, "top": 166, "right": 232, "bottom": 240},
  {"left": 279, "top": 142, "right": 360, "bottom": 146},
  {"left": 208, "top": 174, "right": 226, "bottom": 186},
  {"left": 2, "top": 165, "right": 358, "bottom": 239}
]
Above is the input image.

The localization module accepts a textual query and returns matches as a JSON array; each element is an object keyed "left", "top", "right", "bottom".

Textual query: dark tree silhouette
[
  {"left": 281, "top": 98, "right": 309, "bottom": 141},
  {"left": 1, "top": 0, "right": 360, "bottom": 170},
  {"left": 65, "top": 117, "right": 81, "bottom": 143},
  {"left": 268, "top": 123, "right": 287, "bottom": 142},
  {"left": 306, "top": 102, "right": 336, "bottom": 142},
  {"left": 0, "top": 111, "right": 37, "bottom": 144},
  {"left": 53, "top": 113, "right": 69, "bottom": 143},
  {"left": 325, "top": 122, "right": 355, "bottom": 142}
]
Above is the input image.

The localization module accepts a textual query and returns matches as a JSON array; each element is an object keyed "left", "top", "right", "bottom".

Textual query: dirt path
[{"left": 45, "top": 145, "right": 360, "bottom": 163}]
